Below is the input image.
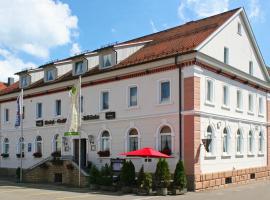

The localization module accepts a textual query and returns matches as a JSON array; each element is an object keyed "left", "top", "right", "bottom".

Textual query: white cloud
[
  {"left": 0, "top": 49, "right": 35, "bottom": 82},
  {"left": 177, "top": 0, "right": 230, "bottom": 22},
  {"left": 150, "top": 20, "right": 158, "bottom": 33},
  {"left": 248, "top": 0, "right": 263, "bottom": 21},
  {"left": 0, "top": 0, "right": 78, "bottom": 59},
  {"left": 70, "top": 43, "right": 81, "bottom": 56},
  {"left": 111, "top": 28, "right": 116, "bottom": 33}
]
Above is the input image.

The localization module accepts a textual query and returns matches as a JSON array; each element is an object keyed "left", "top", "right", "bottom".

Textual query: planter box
[
  {"left": 1, "top": 153, "right": 9, "bottom": 158},
  {"left": 121, "top": 186, "right": 132, "bottom": 193},
  {"left": 157, "top": 188, "right": 168, "bottom": 196},
  {"left": 89, "top": 184, "right": 99, "bottom": 190},
  {"left": 100, "top": 185, "right": 117, "bottom": 192},
  {"left": 137, "top": 188, "right": 153, "bottom": 195},
  {"left": 172, "top": 188, "right": 187, "bottom": 195}
]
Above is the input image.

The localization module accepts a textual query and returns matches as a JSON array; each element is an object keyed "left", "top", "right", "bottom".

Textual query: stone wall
[
  {"left": 0, "top": 168, "right": 16, "bottom": 178},
  {"left": 23, "top": 160, "right": 89, "bottom": 187}
]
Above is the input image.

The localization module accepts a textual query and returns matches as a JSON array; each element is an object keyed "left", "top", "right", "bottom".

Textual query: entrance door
[{"left": 74, "top": 139, "right": 87, "bottom": 168}]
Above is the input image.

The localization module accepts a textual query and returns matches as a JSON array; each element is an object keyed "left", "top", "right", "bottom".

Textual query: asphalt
[{"left": 0, "top": 179, "right": 269, "bottom": 200}]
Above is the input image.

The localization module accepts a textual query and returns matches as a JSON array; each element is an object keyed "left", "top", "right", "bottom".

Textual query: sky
[{"left": 0, "top": 0, "right": 269, "bottom": 82}]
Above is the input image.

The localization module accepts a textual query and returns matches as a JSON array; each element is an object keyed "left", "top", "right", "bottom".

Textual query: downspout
[{"left": 175, "top": 54, "right": 182, "bottom": 161}]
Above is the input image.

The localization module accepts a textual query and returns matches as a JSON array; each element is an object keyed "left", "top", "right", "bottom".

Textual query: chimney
[{"left": 7, "top": 77, "right": 14, "bottom": 86}]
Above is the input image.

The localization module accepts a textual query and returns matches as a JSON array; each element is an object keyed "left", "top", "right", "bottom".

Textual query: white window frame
[
  {"left": 99, "top": 130, "right": 111, "bottom": 152},
  {"left": 205, "top": 78, "right": 214, "bottom": 106},
  {"left": 127, "top": 128, "right": 140, "bottom": 152},
  {"left": 222, "top": 127, "right": 230, "bottom": 156},
  {"left": 36, "top": 102, "right": 43, "bottom": 119},
  {"left": 221, "top": 85, "right": 230, "bottom": 109},
  {"left": 236, "top": 129, "right": 243, "bottom": 155},
  {"left": 127, "top": 85, "right": 138, "bottom": 108},
  {"left": 45, "top": 68, "right": 57, "bottom": 82},
  {"left": 236, "top": 89, "right": 243, "bottom": 112},
  {"left": 159, "top": 125, "right": 173, "bottom": 155},
  {"left": 158, "top": 79, "right": 171, "bottom": 104},
  {"left": 74, "top": 61, "right": 85, "bottom": 76},
  {"left": 4, "top": 108, "right": 9, "bottom": 123},
  {"left": 258, "top": 131, "right": 264, "bottom": 154},
  {"left": 35, "top": 136, "right": 43, "bottom": 154},
  {"left": 258, "top": 96, "right": 264, "bottom": 116},
  {"left": 248, "top": 130, "right": 255, "bottom": 155},
  {"left": 55, "top": 99, "right": 62, "bottom": 117},
  {"left": 20, "top": 75, "right": 30, "bottom": 88},
  {"left": 205, "top": 125, "right": 215, "bottom": 157},
  {"left": 100, "top": 90, "right": 110, "bottom": 112},
  {"left": 2, "top": 138, "right": 9, "bottom": 154},
  {"left": 248, "top": 93, "right": 254, "bottom": 114}
]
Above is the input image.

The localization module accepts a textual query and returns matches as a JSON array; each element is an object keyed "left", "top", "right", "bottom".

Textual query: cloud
[
  {"left": 248, "top": 0, "right": 264, "bottom": 21},
  {"left": 70, "top": 43, "right": 81, "bottom": 56},
  {"left": 0, "top": 0, "right": 78, "bottom": 59},
  {"left": 177, "top": 0, "right": 229, "bottom": 22},
  {"left": 111, "top": 28, "right": 116, "bottom": 33},
  {"left": 150, "top": 20, "right": 158, "bottom": 33},
  {"left": 0, "top": 49, "right": 35, "bottom": 82}
]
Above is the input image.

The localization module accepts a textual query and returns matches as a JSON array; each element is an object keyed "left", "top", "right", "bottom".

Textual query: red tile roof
[
  {"left": 0, "top": 82, "right": 7, "bottom": 91},
  {"left": 0, "top": 8, "right": 240, "bottom": 96}
]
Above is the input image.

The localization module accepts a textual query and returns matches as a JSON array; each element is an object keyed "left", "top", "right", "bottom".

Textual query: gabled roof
[
  {"left": 0, "top": 7, "right": 241, "bottom": 96},
  {"left": 0, "top": 82, "right": 7, "bottom": 91}
]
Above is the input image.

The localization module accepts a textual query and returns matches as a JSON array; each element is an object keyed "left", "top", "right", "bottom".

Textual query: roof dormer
[
  {"left": 20, "top": 74, "right": 31, "bottom": 88},
  {"left": 44, "top": 67, "right": 57, "bottom": 82},
  {"left": 72, "top": 59, "right": 88, "bottom": 76},
  {"left": 99, "top": 50, "right": 116, "bottom": 69}
]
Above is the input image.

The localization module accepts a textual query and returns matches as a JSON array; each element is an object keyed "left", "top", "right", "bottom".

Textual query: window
[
  {"left": 3, "top": 138, "right": 9, "bottom": 154},
  {"left": 74, "top": 61, "right": 84, "bottom": 75},
  {"left": 4, "top": 108, "right": 9, "bottom": 122},
  {"left": 55, "top": 100, "right": 61, "bottom": 116},
  {"left": 100, "top": 131, "right": 110, "bottom": 152},
  {"left": 224, "top": 47, "right": 229, "bottom": 64},
  {"left": 237, "top": 22, "right": 242, "bottom": 35},
  {"left": 101, "top": 91, "right": 109, "bottom": 111},
  {"left": 45, "top": 69, "right": 56, "bottom": 81},
  {"left": 160, "top": 81, "right": 170, "bottom": 103},
  {"left": 248, "top": 131, "right": 254, "bottom": 154},
  {"left": 36, "top": 103, "right": 43, "bottom": 119},
  {"left": 205, "top": 126, "right": 213, "bottom": 154},
  {"left": 236, "top": 90, "right": 243, "bottom": 110},
  {"left": 222, "top": 85, "right": 229, "bottom": 107},
  {"left": 53, "top": 134, "right": 61, "bottom": 153},
  {"left": 248, "top": 94, "right": 254, "bottom": 113},
  {"left": 21, "top": 76, "right": 29, "bottom": 88},
  {"left": 258, "top": 132, "right": 263, "bottom": 153},
  {"left": 128, "top": 129, "right": 139, "bottom": 151},
  {"left": 35, "top": 136, "right": 42, "bottom": 154},
  {"left": 80, "top": 96, "right": 84, "bottom": 113},
  {"left": 249, "top": 61, "right": 253, "bottom": 75},
  {"left": 128, "top": 86, "right": 138, "bottom": 107},
  {"left": 160, "top": 126, "right": 172, "bottom": 155},
  {"left": 258, "top": 97, "right": 264, "bottom": 115},
  {"left": 102, "top": 54, "right": 112, "bottom": 68},
  {"left": 206, "top": 79, "right": 214, "bottom": 103},
  {"left": 222, "top": 128, "right": 229, "bottom": 154},
  {"left": 18, "top": 137, "right": 25, "bottom": 154},
  {"left": 236, "top": 129, "right": 243, "bottom": 154}
]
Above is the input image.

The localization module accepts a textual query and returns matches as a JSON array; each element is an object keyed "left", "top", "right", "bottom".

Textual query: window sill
[
  {"left": 221, "top": 105, "right": 230, "bottom": 111},
  {"left": 235, "top": 108, "right": 243, "bottom": 113},
  {"left": 126, "top": 105, "right": 140, "bottom": 110},
  {"left": 156, "top": 101, "right": 173, "bottom": 106},
  {"left": 258, "top": 114, "right": 265, "bottom": 118},
  {"left": 99, "top": 109, "right": 110, "bottom": 113},
  {"left": 204, "top": 155, "right": 216, "bottom": 160},
  {"left": 247, "top": 111, "right": 254, "bottom": 116},
  {"left": 247, "top": 154, "right": 255, "bottom": 157},
  {"left": 235, "top": 154, "right": 244, "bottom": 158},
  {"left": 204, "top": 101, "right": 215, "bottom": 107},
  {"left": 258, "top": 153, "right": 264, "bottom": 157},
  {"left": 221, "top": 154, "right": 231, "bottom": 159}
]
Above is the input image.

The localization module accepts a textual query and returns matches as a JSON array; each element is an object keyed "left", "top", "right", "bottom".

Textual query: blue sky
[{"left": 0, "top": 0, "right": 269, "bottom": 81}]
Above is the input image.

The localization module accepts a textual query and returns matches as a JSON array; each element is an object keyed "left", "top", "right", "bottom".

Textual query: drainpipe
[{"left": 175, "top": 54, "right": 182, "bottom": 161}]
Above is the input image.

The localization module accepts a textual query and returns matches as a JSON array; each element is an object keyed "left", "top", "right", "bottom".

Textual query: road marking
[{"left": 56, "top": 194, "right": 97, "bottom": 200}]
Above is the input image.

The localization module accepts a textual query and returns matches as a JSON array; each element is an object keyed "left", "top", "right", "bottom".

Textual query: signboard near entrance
[
  {"left": 64, "top": 132, "right": 80, "bottom": 137},
  {"left": 105, "top": 112, "right": 116, "bottom": 120}
]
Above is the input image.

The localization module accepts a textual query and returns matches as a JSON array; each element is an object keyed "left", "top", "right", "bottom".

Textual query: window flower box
[
  {"left": 51, "top": 151, "right": 61, "bottom": 158},
  {"left": 1, "top": 153, "right": 9, "bottom": 158},
  {"left": 160, "top": 148, "right": 172, "bottom": 156},
  {"left": 16, "top": 153, "right": 24, "bottom": 158},
  {"left": 33, "top": 152, "right": 42, "bottom": 158},
  {"left": 97, "top": 150, "right": 110, "bottom": 157}
]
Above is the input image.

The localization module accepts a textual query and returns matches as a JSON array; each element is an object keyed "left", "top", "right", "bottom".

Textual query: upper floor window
[
  {"left": 237, "top": 22, "right": 242, "bottom": 35},
  {"left": 222, "top": 85, "right": 229, "bottom": 107},
  {"left": 249, "top": 61, "right": 253, "bottom": 75},
  {"left": 222, "top": 128, "right": 229, "bottom": 154},
  {"left": 4, "top": 108, "right": 9, "bottom": 122},
  {"left": 101, "top": 91, "right": 109, "bottom": 111},
  {"left": 36, "top": 103, "right": 43, "bottom": 119},
  {"left": 55, "top": 100, "right": 61, "bottom": 116},
  {"left": 248, "top": 130, "right": 254, "bottom": 154},
  {"left": 236, "top": 90, "right": 243, "bottom": 110},
  {"left": 236, "top": 129, "right": 243, "bottom": 154},
  {"left": 160, "top": 80, "right": 170, "bottom": 103},
  {"left": 74, "top": 61, "right": 85, "bottom": 75},
  {"left": 20, "top": 75, "right": 30, "bottom": 88},
  {"left": 248, "top": 94, "right": 254, "bottom": 113},
  {"left": 128, "top": 129, "right": 139, "bottom": 151},
  {"left": 258, "top": 97, "right": 264, "bottom": 115},
  {"left": 3, "top": 138, "right": 9, "bottom": 154},
  {"left": 45, "top": 68, "right": 56, "bottom": 82},
  {"left": 205, "top": 126, "right": 213, "bottom": 154},
  {"left": 35, "top": 136, "right": 42, "bottom": 154},
  {"left": 100, "top": 131, "right": 110, "bottom": 152},
  {"left": 206, "top": 79, "right": 214, "bottom": 103},
  {"left": 128, "top": 86, "right": 138, "bottom": 107},
  {"left": 224, "top": 47, "right": 229, "bottom": 64},
  {"left": 258, "top": 131, "right": 263, "bottom": 153}
]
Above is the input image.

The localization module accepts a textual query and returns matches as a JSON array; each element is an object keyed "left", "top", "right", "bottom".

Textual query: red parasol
[{"left": 120, "top": 147, "right": 172, "bottom": 158}]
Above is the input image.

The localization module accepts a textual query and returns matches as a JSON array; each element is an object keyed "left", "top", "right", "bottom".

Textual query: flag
[
  {"left": 65, "top": 81, "right": 80, "bottom": 136},
  {"left": 15, "top": 91, "right": 23, "bottom": 127}
]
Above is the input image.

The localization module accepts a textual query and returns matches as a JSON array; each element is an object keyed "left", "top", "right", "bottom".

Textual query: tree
[
  {"left": 89, "top": 165, "right": 100, "bottom": 185},
  {"left": 120, "top": 160, "right": 136, "bottom": 186},
  {"left": 137, "top": 165, "right": 145, "bottom": 189},
  {"left": 100, "top": 164, "right": 113, "bottom": 186},
  {"left": 154, "top": 159, "right": 171, "bottom": 188},
  {"left": 173, "top": 160, "right": 187, "bottom": 189}
]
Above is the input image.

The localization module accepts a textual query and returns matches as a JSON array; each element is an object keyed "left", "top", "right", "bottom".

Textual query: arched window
[
  {"left": 223, "top": 128, "right": 229, "bottom": 153},
  {"left": 101, "top": 131, "right": 110, "bottom": 151},
  {"left": 53, "top": 134, "right": 61, "bottom": 153},
  {"left": 206, "top": 126, "right": 213, "bottom": 153},
  {"left": 160, "top": 126, "right": 172, "bottom": 155},
  {"left": 236, "top": 129, "right": 242, "bottom": 154},
  {"left": 128, "top": 129, "right": 139, "bottom": 151},
  {"left": 18, "top": 137, "right": 25, "bottom": 154},
  {"left": 35, "top": 136, "right": 42, "bottom": 154},
  {"left": 248, "top": 131, "right": 254, "bottom": 154},
  {"left": 258, "top": 131, "right": 263, "bottom": 153},
  {"left": 3, "top": 138, "right": 9, "bottom": 154}
]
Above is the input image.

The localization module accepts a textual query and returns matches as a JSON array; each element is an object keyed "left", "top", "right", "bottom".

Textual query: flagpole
[
  {"left": 20, "top": 89, "right": 23, "bottom": 183},
  {"left": 78, "top": 75, "right": 82, "bottom": 187}
]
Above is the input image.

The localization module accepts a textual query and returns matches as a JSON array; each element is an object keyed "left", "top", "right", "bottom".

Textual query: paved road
[{"left": 0, "top": 180, "right": 269, "bottom": 200}]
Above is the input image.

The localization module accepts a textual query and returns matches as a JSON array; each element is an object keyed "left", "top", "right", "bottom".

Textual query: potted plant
[
  {"left": 100, "top": 164, "right": 115, "bottom": 191},
  {"left": 1, "top": 153, "right": 9, "bottom": 158},
  {"left": 97, "top": 150, "right": 110, "bottom": 157},
  {"left": 120, "top": 160, "right": 136, "bottom": 193},
  {"left": 155, "top": 159, "right": 171, "bottom": 196},
  {"left": 89, "top": 165, "right": 100, "bottom": 190},
  {"left": 33, "top": 152, "right": 42, "bottom": 158},
  {"left": 172, "top": 160, "right": 187, "bottom": 195},
  {"left": 143, "top": 173, "right": 153, "bottom": 195},
  {"left": 16, "top": 153, "right": 24, "bottom": 158}
]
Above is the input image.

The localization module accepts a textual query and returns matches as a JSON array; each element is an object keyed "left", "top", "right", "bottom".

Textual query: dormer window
[
  {"left": 20, "top": 75, "right": 30, "bottom": 88},
  {"left": 73, "top": 60, "right": 87, "bottom": 76},
  {"left": 45, "top": 68, "right": 57, "bottom": 82},
  {"left": 100, "top": 52, "right": 116, "bottom": 69}
]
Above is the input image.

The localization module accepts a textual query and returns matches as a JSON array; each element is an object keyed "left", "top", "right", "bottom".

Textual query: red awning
[{"left": 120, "top": 147, "right": 172, "bottom": 158}]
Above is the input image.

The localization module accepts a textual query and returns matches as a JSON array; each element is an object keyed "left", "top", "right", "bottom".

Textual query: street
[{"left": 0, "top": 180, "right": 269, "bottom": 200}]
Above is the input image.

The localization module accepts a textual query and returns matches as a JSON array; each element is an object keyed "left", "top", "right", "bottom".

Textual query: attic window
[
  {"left": 21, "top": 75, "right": 30, "bottom": 88},
  {"left": 45, "top": 68, "right": 56, "bottom": 82},
  {"left": 102, "top": 54, "right": 112, "bottom": 68},
  {"left": 237, "top": 22, "right": 242, "bottom": 35},
  {"left": 73, "top": 61, "right": 87, "bottom": 76}
]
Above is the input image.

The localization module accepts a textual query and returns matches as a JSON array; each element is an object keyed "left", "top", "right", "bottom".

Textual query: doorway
[{"left": 74, "top": 139, "right": 87, "bottom": 168}]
